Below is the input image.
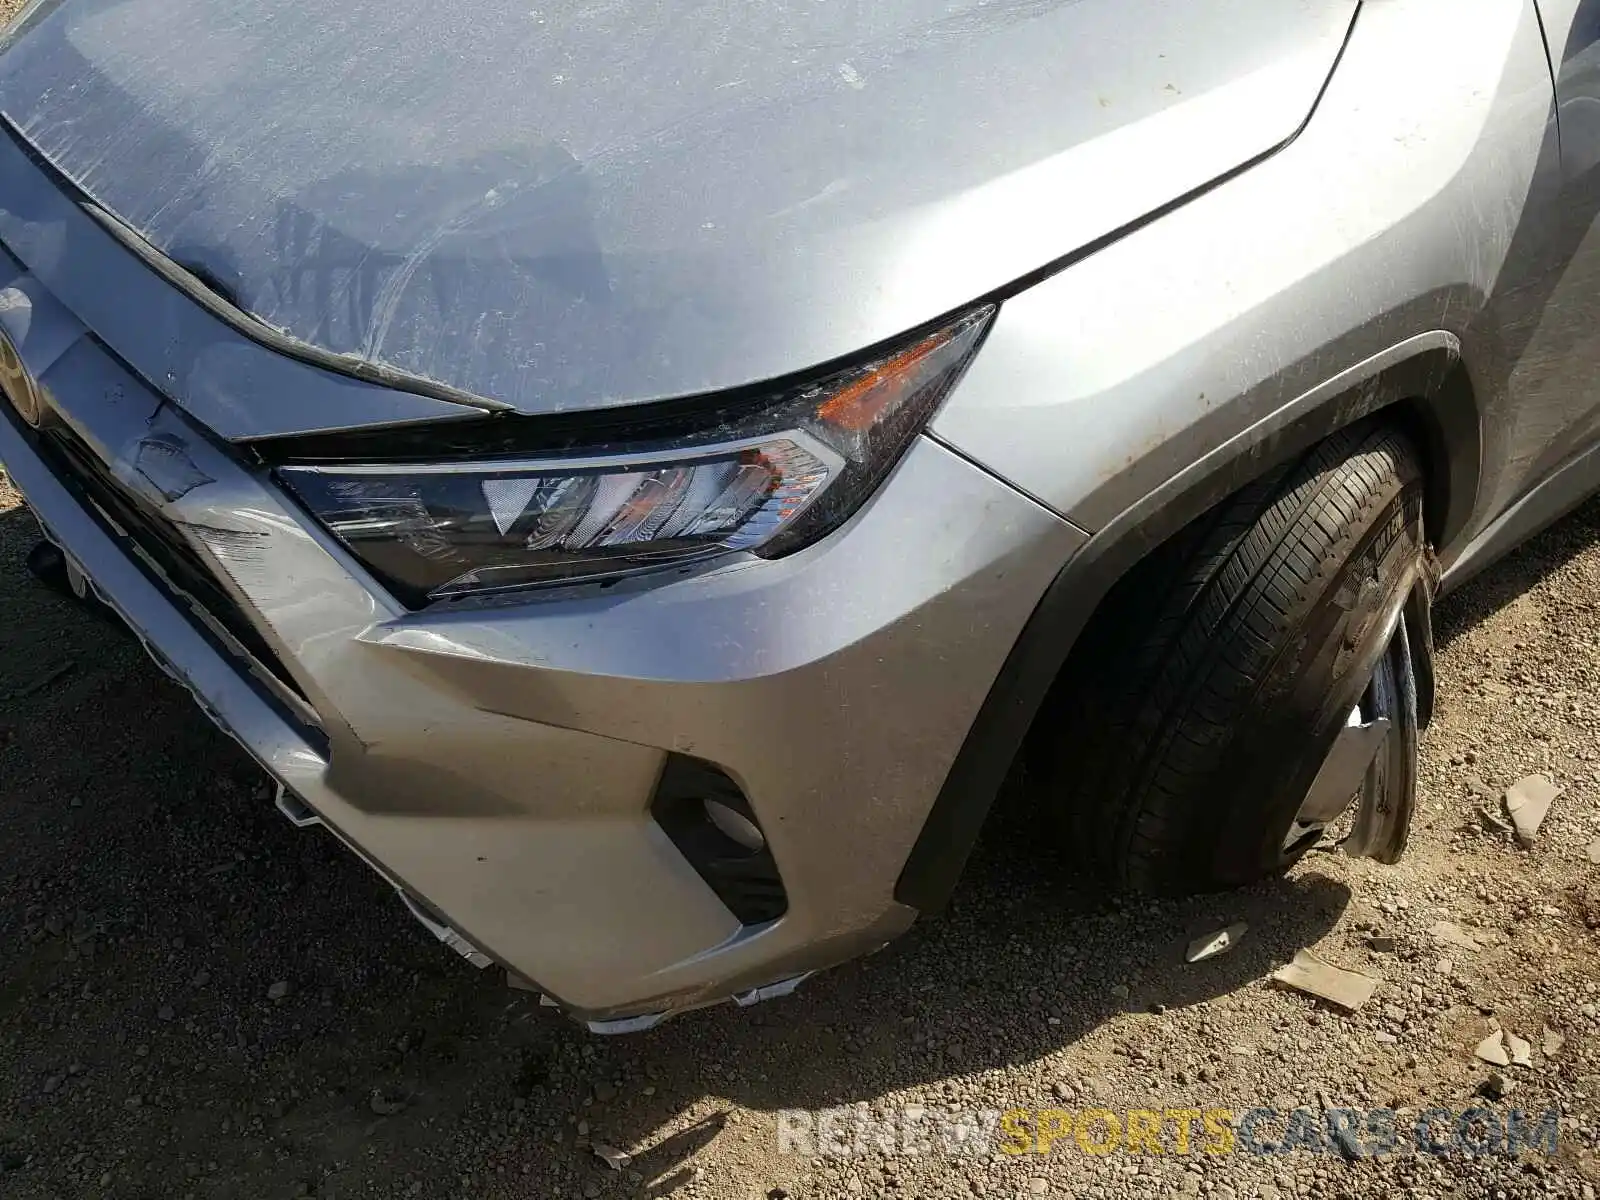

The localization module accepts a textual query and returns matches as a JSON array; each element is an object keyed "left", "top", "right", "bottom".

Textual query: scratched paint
[{"left": 0, "top": 0, "right": 1353, "bottom": 415}]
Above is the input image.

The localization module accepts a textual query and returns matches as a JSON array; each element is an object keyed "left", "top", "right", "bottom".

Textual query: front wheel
[{"left": 1037, "top": 421, "right": 1430, "bottom": 894}]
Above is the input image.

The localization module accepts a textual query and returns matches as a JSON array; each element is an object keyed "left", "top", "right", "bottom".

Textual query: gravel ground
[
  {"left": 0, "top": 4, "right": 1598, "bottom": 1182},
  {"left": 4, "top": 461, "right": 1600, "bottom": 1200}
]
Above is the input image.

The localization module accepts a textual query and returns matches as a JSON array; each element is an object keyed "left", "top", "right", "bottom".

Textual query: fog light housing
[
  {"left": 703, "top": 798, "right": 766, "bottom": 853},
  {"left": 652, "top": 756, "right": 786, "bottom": 925}
]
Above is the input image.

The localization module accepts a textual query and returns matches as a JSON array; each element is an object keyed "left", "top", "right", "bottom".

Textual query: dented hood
[{"left": 0, "top": 0, "right": 1354, "bottom": 417}]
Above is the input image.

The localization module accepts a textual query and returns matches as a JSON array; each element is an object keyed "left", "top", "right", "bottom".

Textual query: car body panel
[
  {"left": 1488, "top": 0, "right": 1600, "bottom": 517},
  {"left": 0, "top": 254, "right": 1085, "bottom": 1014},
  {"left": 8, "top": 0, "right": 1600, "bottom": 1023},
  {"left": 0, "top": 126, "right": 482, "bottom": 438},
  {"left": 1541, "top": 0, "right": 1600, "bottom": 176},
  {"left": 0, "top": 0, "right": 1352, "bottom": 420},
  {"left": 910, "top": 0, "right": 1600, "bottom": 912},
  {"left": 933, "top": 0, "right": 1569, "bottom": 559}
]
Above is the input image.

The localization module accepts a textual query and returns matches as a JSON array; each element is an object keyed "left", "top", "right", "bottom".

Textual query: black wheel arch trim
[{"left": 894, "top": 330, "right": 1480, "bottom": 912}]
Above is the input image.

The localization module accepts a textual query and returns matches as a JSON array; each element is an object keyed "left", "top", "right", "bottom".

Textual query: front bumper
[{"left": 0, "top": 266, "right": 1084, "bottom": 1024}]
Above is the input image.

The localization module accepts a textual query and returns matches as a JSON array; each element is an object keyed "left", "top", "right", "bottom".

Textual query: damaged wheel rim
[{"left": 1282, "top": 616, "right": 1419, "bottom": 860}]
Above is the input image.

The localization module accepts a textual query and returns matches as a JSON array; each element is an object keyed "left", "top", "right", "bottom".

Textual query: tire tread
[{"left": 1051, "top": 423, "right": 1423, "bottom": 892}]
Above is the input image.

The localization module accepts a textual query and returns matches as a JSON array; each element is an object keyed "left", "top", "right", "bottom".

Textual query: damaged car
[{"left": 1, "top": 0, "right": 1599, "bottom": 1029}]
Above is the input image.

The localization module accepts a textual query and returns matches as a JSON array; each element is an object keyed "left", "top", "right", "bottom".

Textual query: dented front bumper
[{"left": 0, "top": 248, "right": 1083, "bottom": 1025}]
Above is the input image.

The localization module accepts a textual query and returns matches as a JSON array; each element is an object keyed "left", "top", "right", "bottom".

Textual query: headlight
[{"left": 277, "top": 307, "right": 993, "bottom": 605}]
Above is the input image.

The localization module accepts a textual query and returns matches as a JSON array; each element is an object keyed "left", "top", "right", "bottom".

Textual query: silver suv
[{"left": 0, "top": 0, "right": 1595, "bottom": 1030}]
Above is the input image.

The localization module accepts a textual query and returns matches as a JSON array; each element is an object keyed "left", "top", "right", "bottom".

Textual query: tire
[{"left": 1037, "top": 421, "right": 1428, "bottom": 894}]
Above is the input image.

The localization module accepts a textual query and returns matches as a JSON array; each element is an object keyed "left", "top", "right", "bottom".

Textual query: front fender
[
  {"left": 901, "top": 0, "right": 1556, "bottom": 912},
  {"left": 930, "top": 0, "right": 1549, "bottom": 550}
]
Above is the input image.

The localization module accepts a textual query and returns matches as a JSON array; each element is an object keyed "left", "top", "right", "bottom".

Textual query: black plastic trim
[
  {"left": 894, "top": 339, "right": 1481, "bottom": 913},
  {"left": 653, "top": 756, "right": 788, "bottom": 927}
]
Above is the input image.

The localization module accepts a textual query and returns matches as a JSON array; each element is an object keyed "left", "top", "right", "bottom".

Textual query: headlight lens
[{"left": 277, "top": 307, "right": 992, "bottom": 605}]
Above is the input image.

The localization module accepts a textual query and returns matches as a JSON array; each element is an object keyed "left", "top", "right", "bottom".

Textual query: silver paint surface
[
  {"left": 0, "top": 130, "right": 476, "bottom": 437},
  {"left": 0, "top": 265, "right": 1083, "bottom": 1014},
  {"left": 0, "top": 0, "right": 1352, "bottom": 413},
  {"left": 936, "top": 0, "right": 1567, "bottom": 542},
  {"left": 10, "top": 0, "right": 1600, "bottom": 1019}
]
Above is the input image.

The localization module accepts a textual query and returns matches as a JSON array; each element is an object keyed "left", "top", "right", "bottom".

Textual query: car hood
[{"left": 0, "top": 0, "right": 1354, "bottom": 418}]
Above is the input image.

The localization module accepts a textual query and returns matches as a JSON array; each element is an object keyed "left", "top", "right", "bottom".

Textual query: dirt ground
[
  {"left": 4, "top": 451, "right": 1600, "bottom": 1200},
  {"left": 1, "top": 0, "right": 1599, "bottom": 1186}
]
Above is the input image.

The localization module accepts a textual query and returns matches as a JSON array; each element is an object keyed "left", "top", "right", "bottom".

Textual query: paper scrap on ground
[
  {"left": 1474, "top": 1030, "right": 1510, "bottom": 1066},
  {"left": 1270, "top": 950, "right": 1378, "bottom": 1012},
  {"left": 592, "top": 1143, "right": 632, "bottom": 1170},
  {"left": 1428, "top": 920, "right": 1480, "bottom": 951},
  {"left": 1186, "top": 923, "right": 1248, "bottom": 964},
  {"left": 1503, "top": 774, "right": 1561, "bottom": 848}
]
